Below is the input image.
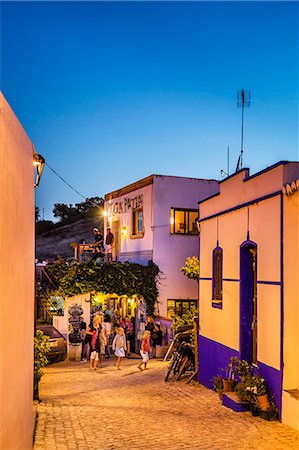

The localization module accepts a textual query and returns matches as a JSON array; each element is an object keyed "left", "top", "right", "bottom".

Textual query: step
[{"left": 222, "top": 392, "right": 250, "bottom": 412}]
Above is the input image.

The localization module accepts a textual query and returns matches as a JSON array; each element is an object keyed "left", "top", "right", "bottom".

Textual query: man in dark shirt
[
  {"left": 92, "top": 228, "right": 104, "bottom": 264},
  {"left": 105, "top": 227, "right": 114, "bottom": 262}
]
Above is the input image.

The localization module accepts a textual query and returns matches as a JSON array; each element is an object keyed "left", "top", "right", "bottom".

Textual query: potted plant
[
  {"left": 235, "top": 374, "right": 257, "bottom": 409},
  {"left": 253, "top": 375, "right": 270, "bottom": 411},
  {"left": 235, "top": 374, "right": 270, "bottom": 413},
  {"left": 221, "top": 356, "right": 239, "bottom": 391},
  {"left": 212, "top": 375, "right": 224, "bottom": 400},
  {"left": 234, "top": 359, "right": 253, "bottom": 380}
]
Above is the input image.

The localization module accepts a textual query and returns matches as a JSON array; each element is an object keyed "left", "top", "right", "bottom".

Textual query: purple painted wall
[
  {"left": 198, "top": 335, "right": 238, "bottom": 389},
  {"left": 198, "top": 334, "right": 282, "bottom": 412},
  {"left": 257, "top": 361, "right": 282, "bottom": 413}
]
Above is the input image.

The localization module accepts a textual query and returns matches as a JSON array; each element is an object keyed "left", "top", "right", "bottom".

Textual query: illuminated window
[
  {"left": 212, "top": 247, "right": 223, "bottom": 308},
  {"left": 131, "top": 208, "right": 144, "bottom": 238},
  {"left": 170, "top": 208, "right": 198, "bottom": 235},
  {"left": 167, "top": 299, "right": 198, "bottom": 318}
]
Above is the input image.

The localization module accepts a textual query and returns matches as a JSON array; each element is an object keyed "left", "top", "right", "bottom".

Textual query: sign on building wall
[{"left": 109, "top": 194, "right": 143, "bottom": 214}]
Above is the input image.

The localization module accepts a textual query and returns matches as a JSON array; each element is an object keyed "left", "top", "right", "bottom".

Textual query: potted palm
[{"left": 212, "top": 375, "right": 224, "bottom": 400}]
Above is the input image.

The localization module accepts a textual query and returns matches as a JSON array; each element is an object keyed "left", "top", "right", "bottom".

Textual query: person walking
[
  {"left": 112, "top": 327, "right": 127, "bottom": 370},
  {"left": 145, "top": 316, "right": 155, "bottom": 357},
  {"left": 94, "top": 312, "right": 106, "bottom": 364},
  {"left": 137, "top": 330, "right": 151, "bottom": 371},
  {"left": 89, "top": 321, "right": 100, "bottom": 370},
  {"left": 102, "top": 313, "right": 112, "bottom": 358},
  {"left": 120, "top": 315, "right": 133, "bottom": 356},
  {"left": 80, "top": 321, "right": 88, "bottom": 361},
  {"left": 152, "top": 323, "right": 163, "bottom": 358}
]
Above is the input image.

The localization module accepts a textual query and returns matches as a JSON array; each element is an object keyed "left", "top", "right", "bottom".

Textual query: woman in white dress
[{"left": 112, "top": 327, "right": 127, "bottom": 369}]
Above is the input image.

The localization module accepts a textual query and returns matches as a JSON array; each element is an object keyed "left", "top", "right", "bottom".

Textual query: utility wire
[{"left": 45, "top": 162, "right": 103, "bottom": 209}]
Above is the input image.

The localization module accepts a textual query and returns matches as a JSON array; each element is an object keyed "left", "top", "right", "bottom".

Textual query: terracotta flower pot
[
  {"left": 257, "top": 394, "right": 270, "bottom": 411},
  {"left": 223, "top": 379, "right": 233, "bottom": 392},
  {"left": 218, "top": 391, "right": 223, "bottom": 401}
]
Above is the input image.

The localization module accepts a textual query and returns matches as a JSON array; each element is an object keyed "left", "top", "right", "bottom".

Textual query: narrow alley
[{"left": 34, "top": 358, "right": 299, "bottom": 450}]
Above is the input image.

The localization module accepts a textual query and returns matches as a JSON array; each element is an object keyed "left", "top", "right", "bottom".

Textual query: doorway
[
  {"left": 240, "top": 241, "right": 257, "bottom": 364},
  {"left": 112, "top": 221, "right": 120, "bottom": 261}
]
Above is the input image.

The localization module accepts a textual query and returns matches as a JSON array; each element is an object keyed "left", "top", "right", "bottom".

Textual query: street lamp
[{"left": 33, "top": 151, "right": 45, "bottom": 188}]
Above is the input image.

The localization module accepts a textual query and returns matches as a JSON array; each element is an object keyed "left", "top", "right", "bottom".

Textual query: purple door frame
[{"left": 240, "top": 240, "right": 257, "bottom": 364}]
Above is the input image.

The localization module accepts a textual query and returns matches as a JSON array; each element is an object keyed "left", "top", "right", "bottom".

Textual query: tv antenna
[
  {"left": 236, "top": 89, "right": 251, "bottom": 171},
  {"left": 221, "top": 146, "right": 230, "bottom": 177}
]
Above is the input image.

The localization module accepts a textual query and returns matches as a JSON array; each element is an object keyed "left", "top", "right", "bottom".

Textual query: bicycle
[
  {"left": 176, "top": 342, "right": 195, "bottom": 381},
  {"left": 164, "top": 333, "right": 192, "bottom": 382}
]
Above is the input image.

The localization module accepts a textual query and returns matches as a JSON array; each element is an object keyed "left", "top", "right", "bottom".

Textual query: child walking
[
  {"left": 112, "top": 327, "right": 127, "bottom": 369},
  {"left": 137, "top": 330, "right": 151, "bottom": 371},
  {"left": 89, "top": 322, "right": 100, "bottom": 370}
]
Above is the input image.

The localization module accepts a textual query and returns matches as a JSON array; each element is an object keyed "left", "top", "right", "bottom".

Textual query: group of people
[
  {"left": 79, "top": 312, "right": 110, "bottom": 369},
  {"left": 79, "top": 312, "right": 163, "bottom": 371},
  {"left": 91, "top": 227, "right": 114, "bottom": 264}
]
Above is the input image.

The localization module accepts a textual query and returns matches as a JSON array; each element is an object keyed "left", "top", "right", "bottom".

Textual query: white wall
[
  {"left": 153, "top": 176, "right": 219, "bottom": 317},
  {"left": 105, "top": 175, "right": 219, "bottom": 318},
  {"left": 105, "top": 183, "right": 154, "bottom": 264},
  {"left": 53, "top": 293, "right": 91, "bottom": 342},
  {"left": 282, "top": 187, "right": 299, "bottom": 429},
  {"left": 0, "top": 93, "right": 35, "bottom": 449},
  {"left": 199, "top": 210, "right": 245, "bottom": 351},
  {"left": 202, "top": 165, "right": 285, "bottom": 219},
  {"left": 199, "top": 173, "right": 282, "bottom": 369}
]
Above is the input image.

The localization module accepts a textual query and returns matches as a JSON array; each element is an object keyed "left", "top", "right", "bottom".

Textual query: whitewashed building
[
  {"left": 197, "top": 161, "right": 299, "bottom": 429},
  {"left": 104, "top": 175, "right": 219, "bottom": 318}
]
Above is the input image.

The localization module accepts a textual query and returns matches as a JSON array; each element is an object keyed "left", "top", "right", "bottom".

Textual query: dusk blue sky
[{"left": 1, "top": 1, "right": 298, "bottom": 220}]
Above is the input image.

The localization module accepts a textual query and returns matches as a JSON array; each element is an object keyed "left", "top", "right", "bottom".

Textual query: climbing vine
[{"left": 44, "top": 260, "right": 161, "bottom": 317}]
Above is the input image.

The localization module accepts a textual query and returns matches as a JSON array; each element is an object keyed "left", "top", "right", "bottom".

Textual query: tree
[
  {"left": 75, "top": 197, "right": 104, "bottom": 214},
  {"left": 181, "top": 256, "right": 199, "bottom": 282},
  {"left": 53, "top": 203, "right": 69, "bottom": 221},
  {"left": 36, "top": 220, "right": 55, "bottom": 235},
  {"left": 53, "top": 203, "right": 78, "bottom": 221}
]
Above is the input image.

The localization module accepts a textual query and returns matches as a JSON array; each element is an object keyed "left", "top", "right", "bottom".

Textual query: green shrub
[
  {"left": 181, "top": 256, "right": 199, "bottom": 282},
  {"left": 34, "top": 330, "right": 51, "bottom": 400},
  {"left": 171, "top": 305, "right": 197, "bottom": 333}
]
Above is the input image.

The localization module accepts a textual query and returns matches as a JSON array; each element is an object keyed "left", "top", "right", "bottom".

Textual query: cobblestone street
[{"left": 34, "top": 358, "right": 299, "bottom": 450}]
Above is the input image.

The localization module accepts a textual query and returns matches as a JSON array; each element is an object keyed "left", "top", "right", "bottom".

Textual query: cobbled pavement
[{"left": 33, "top": 358, "right": 299, "bottom": 450}]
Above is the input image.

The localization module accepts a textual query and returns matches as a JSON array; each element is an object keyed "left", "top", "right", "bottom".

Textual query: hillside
[{"left": 35, "top": 215, "right": 102, "bottom": 260}]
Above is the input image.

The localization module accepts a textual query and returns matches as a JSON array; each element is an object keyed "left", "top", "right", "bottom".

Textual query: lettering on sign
[
  {"left": 109, "top": 194, "right": 143, "bottom": 214},
  {"left": 282, "top": 179, "right": 299, "bottom": 196}
]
